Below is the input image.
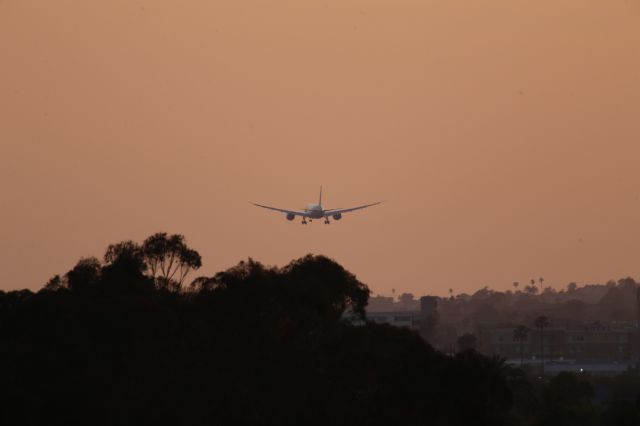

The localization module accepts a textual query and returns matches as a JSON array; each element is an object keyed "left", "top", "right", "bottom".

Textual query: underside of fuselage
[{"left": 304, "top": 205, "right": 325, "bottom": 219}]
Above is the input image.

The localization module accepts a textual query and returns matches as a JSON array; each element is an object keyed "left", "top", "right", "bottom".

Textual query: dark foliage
[
  {"left": 457, "top": 332, "right": 477, "bottom": 351},
  {"left": 1, "top": 235, "right": 639, "bottom": 425}
]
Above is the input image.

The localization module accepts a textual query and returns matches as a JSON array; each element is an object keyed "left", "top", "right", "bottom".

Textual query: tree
[
  {"left": 445, "top": 351, "right": 514, "bottom": 424},
  {"left": 457, "top": 333, "right": 477, "bottom": 352},
  {"left": 513, "top": 281, "right": 519, "bottom": 292},
  {"left": 546, "top": 372, "right": 593, "bottom": 407},
  {"left": 189, "top": 275, "right": 217, "bottom": 292},
  {"left": 142, "top": 233, "right": 202, "bottom": 290},
  {"left": 104, "top": 240, "right": 145, "bottom": 270},
  {"left": 533, "top": 316, "right": 550, "bottom": 373},
  {"left": 102, "top": 240, "right": 152, "bottom": 293},
  {"left": 524, "top": 285, "right": 539, "bottom": 295},
  {"left": 207, "top": 254, "right": 371, "bottom": 321},
  {"left": 43, "top": 274, "right": 65, "bottom": 291},
  {"left": 472, "top": 286, "right": 492, "bottom": 300},
  {"left": 281, "top": 255, "right": 370, "bottom": 320},
  {"left": 103, "top": 241, "right": 145, "bottom": 274},
  {"left": 65, "top": 257, "right": 101, "bottom": 292},
  {"left": 3, "top": 242, "right": 544, "bottom": 426},
  {"left": 513, "top": 325, "right": 529, "bottom": 366}
]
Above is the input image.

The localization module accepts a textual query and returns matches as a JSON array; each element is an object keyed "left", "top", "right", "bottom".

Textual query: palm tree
[
  {"left": 513, "top": 325, "right": 529, "bottom": 366},
  {"left": 448, "top": 288, "right": 453, "bottom": 299},
  {"left": 513, "top": 281, "right": 519, "bottom": 292},
  {"left": 539, "top": 277, "right": 544, "bottom": 287},
  {"left": 533, "top": 316, "right": 550, "bottom": 374}
]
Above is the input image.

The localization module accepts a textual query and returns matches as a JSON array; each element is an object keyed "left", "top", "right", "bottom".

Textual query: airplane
[{"left": 251, "top": 187, "right": 382, "bottom": 224}]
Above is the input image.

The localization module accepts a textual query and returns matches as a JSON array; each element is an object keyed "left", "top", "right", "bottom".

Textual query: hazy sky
[{"left": 1, "top": 1, "right": 639, "bottom": 296}]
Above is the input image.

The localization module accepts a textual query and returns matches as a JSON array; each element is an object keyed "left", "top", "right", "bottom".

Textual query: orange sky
[{"left": 1, "top": 0, "right": 639, "bottom": 296}]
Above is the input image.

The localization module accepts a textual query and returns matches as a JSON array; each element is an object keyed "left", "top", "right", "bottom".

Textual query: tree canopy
[{"left": 1, "top": 233, "right": 638, "bottom": 425}]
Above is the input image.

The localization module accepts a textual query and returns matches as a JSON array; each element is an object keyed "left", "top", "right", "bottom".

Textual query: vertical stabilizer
[{"left": 319, "top": 186, "right": 323, "bottom": 206}]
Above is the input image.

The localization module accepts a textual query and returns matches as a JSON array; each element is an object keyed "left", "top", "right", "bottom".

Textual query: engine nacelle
[
  {"left": 332, "top": 213, "right": 342, "bottom": 220},
  {"left": 286, "top": 213, "right": 295, "bottom": 221}
]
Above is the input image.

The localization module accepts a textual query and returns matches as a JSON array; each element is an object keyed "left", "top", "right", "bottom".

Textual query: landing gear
[
  {"left": 324, "top": 218, "right": 330, "bottom": 224},
  {"left": 302, "top": 219, "right": 308, "bottom": 225}
]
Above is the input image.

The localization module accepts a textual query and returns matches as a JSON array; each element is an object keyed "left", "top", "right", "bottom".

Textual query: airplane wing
[
  {"left": 250, "top": 202, "right": 309, "bottom": 217},
  {"left": 324, "top": 201, "right": 383, "bottom": 216}
]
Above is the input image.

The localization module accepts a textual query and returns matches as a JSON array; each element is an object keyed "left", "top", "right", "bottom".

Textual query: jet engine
[
  {"left": 332, "top": 213, "right": 342, "bottom": 220},
  {"left": 286, "top": 213, "right": 295, "bottom": 221}
]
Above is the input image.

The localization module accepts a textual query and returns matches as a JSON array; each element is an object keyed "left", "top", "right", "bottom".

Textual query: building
[
  {"left": 365, "top": 311, "right": 421, "bottom": 329},
  {"left": 478, "top": 323, "right": 637, "bottom": 363}
]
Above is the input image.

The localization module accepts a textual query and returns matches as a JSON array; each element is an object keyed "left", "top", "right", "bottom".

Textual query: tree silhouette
[
  {"left": 142, "top": 233, "right": 202, "bottom": 290},
  {"left": 457, "top": 333, "right": 477, "bottom": 352},
  {"left": 65, "top": 257, "right": 101, "bottom": 292},
  {"left": 533, "top": 316, "right": 550, "bottom": 374},
  {"left": 513, "top": 325, "right": 529, "bottom": 366},
  {"left": 189, "top": 275, "right": 217, "bottom": 292},
  {"left": 537, "top": 372, "right": 595, "bottom": 425},
  {"left": 5, "top": 233, "right": 640, "bottom": 425},
  {"left": 43, "top": 274, "right": 64, "bottom": 291},
  {"left": 281, "top": 254, "right": 370, "bottom": 320},
  {"left": 104, "top": 240, "right": 145, "bottom": 270},
  {"left": 102, "top": 240, "right": 153, "bottom": 293}
]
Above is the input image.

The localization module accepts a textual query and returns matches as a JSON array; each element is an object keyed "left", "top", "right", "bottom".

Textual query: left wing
[
  {"left": 250, "top": 202, "right": 309, "bottom": 217},
  {"left": 324, "top": 201, "right": 382, "bottom": 216}
]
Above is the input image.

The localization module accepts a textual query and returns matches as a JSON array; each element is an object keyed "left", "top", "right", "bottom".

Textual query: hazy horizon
[{"left": 1, "top": 1, "right": 639, "bottom": 296}]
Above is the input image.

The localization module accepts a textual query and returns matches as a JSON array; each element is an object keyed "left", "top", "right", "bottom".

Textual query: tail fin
[{"left": 319, "top": 186, "right": 323, "bottom": 206}]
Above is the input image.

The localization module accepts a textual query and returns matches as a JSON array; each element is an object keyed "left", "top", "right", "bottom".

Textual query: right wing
[
  {"left": 250, "top": 202, "right": 309, "bottom": 217},
  {"left": 324, "top": 201, "right": 383, "bottom": 216}
]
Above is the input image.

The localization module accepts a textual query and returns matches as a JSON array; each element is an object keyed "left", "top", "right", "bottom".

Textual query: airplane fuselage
[{"left": 304, "top": 204, "right": 325, "bottom": 219}]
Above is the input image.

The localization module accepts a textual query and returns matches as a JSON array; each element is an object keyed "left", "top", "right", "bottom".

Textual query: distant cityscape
[{"left": 363, "top": 278, "right": 640, "bottom": 375}]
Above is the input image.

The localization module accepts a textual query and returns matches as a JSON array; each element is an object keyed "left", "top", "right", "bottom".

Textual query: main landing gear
[
  {"left": 301, "top": 219, "right": 307, "bottom": 225},
  {"left": 324, "top": 218, "right": 330, "bottom": 224}
]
